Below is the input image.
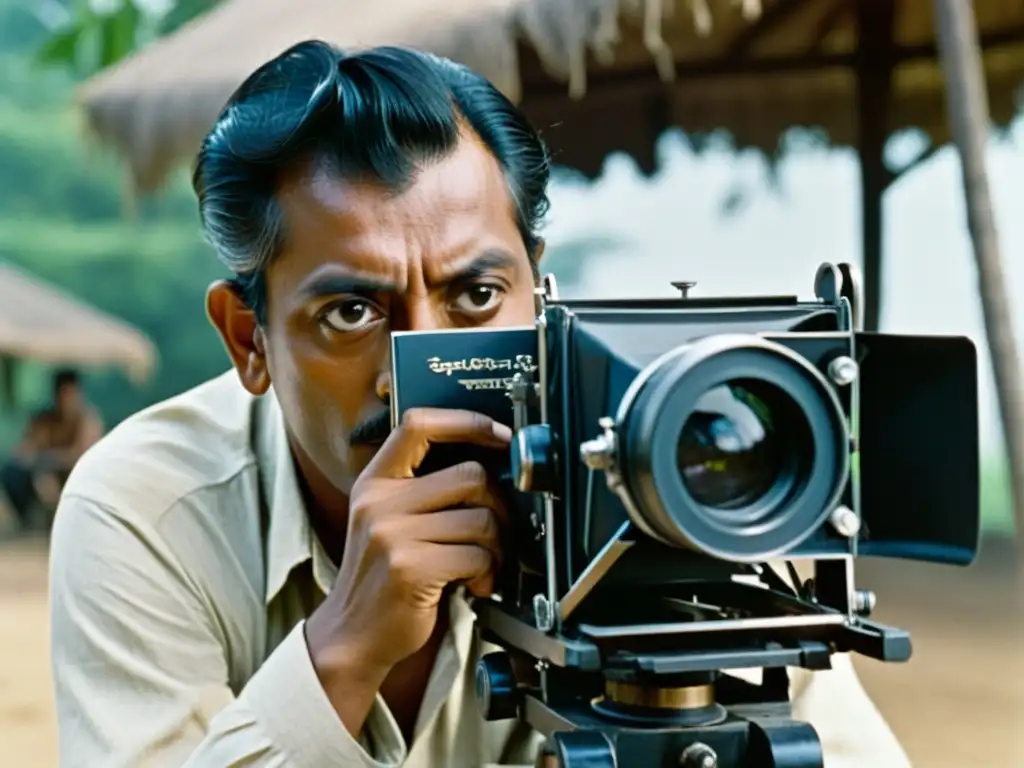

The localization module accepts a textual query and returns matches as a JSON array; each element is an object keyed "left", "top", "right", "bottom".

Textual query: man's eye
[
  {"left": 321, "top": 299, "right": 382, "bottom": 332},
  {"left": 452, "top": 284, "right": 503, "bottom": 314}
]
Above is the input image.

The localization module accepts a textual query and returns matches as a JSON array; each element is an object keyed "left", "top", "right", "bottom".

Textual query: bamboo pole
[{"left": 933, "top": 0, "right": 1024, "bottom": 543}]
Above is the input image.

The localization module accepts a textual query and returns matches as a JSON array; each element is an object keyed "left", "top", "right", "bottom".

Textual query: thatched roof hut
[
  {"left": 77, "top": 0, "right": 1024, "bottom": 192},
  {"left": 0, "top": 262, "right": 157, "bottom": 385}
]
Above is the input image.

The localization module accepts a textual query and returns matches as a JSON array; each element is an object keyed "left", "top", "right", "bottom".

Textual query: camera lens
[
  {"left": 620, "top": 335, "right": 848, "bottom": 560},
  {"left": 675, "top": 379, "right": 809, "bottom": 511}
]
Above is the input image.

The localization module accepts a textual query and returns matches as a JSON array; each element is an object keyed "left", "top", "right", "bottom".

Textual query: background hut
[{"left": 0, "top": 261, "right": 157, "bottom": 407}]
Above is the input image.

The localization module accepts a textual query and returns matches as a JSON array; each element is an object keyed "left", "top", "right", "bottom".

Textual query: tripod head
[{"left": 472, "top": 558, "right": 911, "bottom": 768}]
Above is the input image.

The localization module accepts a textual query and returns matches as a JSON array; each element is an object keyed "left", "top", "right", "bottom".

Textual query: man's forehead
[
  {"left": 279, "top": 127, "right": 508, "bottom": 217},
  {"left": 272, "top": 131, "right": 523, "bottom": 291}
]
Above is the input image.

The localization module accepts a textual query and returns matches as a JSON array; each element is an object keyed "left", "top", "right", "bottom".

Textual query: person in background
[
  {"left": 0, "top": 368, "right": 103, "bottom": 527},
  {"left": 47, "top": 41, "right": 910, "bottom": 768}
]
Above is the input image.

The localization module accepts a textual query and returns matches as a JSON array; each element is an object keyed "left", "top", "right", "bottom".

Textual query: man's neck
[
  {"left": 287, "top": 441, "right": 350, "bottom": 566},
  {"left": 306, "top": 502, "right": 348, "bottom": 566}
]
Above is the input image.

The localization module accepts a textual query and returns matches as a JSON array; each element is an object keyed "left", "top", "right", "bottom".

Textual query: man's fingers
[
  {"left": 364, "top": 408, "right": 512, "bottom": 479},
  {"left": 420, "top": 543, "right": 495, "bottom": 588},
  {"left": 391, "top": 462, "right": 507, "bottom": 523},
  {"left": 402, "top": 507, "right": 503, "bottom": 563},
  {"left": 465, "top": 572, "right": 496, "bottom": 599}
]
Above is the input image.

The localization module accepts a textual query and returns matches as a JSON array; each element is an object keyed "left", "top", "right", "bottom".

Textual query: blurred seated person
[{"left": 0, "top": 369, "right": 103, "bottom": 527}]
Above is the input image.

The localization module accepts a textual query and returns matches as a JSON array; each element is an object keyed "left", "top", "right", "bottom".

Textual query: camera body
[
  {"left": 389, "top": 262, "right": 980, "bottom": 768},
  {"left": 519, "top": 273, "right": 978, "bottom": 591}
]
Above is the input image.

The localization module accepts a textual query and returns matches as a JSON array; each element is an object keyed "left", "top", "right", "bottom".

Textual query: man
[
  {"left": 1, "top": 368, "right": 102, "bottom": 528},
  {"left": 48, "top": 41, "right": 910, "bottom": 767}
]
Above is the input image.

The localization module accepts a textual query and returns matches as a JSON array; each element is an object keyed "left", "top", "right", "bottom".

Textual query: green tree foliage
[
  {"left": 33, "top": 0, "right": 218, "bottom": 79},
  {"left": 2, "top": 0, "right": 621, "bottom": 449},
  {"left": 0, "top": 0, "right": 229, "bottom": 446}
]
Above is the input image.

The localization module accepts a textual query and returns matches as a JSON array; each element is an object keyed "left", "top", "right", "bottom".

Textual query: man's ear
[
  {"left": 532, "top": 239, "right": 546, "bottom": 287},
  {"left": 533, "top": 238, "right": 546, "bottom": 267},
  {"left": 206, "top": 280, "right": 271, "bottom": 396}
]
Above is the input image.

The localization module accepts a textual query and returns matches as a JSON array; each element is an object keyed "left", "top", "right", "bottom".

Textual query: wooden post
[
  {"left": 933, "top": 0, "right": 1024, "bottom": 541},
  {"left": 855, "top": 0, "right": 896, "bottom": 333}
]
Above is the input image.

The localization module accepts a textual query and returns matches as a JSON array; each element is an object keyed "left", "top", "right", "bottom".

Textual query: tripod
[
  {"left": 472, "top": 582, "right": 910, "bottom": 768},
  {"left": 477, "top": 646, "right": 823, "bottom": 768}
]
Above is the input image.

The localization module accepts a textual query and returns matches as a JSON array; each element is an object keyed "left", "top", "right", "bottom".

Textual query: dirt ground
[{"left": 1, "top": 533, "right": 1021, "bottom": 767}]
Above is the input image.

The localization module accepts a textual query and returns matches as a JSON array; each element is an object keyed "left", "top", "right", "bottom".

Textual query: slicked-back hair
[{"left": 193, "top": 40, "right": 551, "bottom": 323}]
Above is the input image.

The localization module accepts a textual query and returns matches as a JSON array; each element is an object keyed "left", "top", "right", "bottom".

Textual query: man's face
[{"left": 260, "top": 130, "right": 538, "bottom": 497}]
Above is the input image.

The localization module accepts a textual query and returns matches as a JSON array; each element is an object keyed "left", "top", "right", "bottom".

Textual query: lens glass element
[{"left": 675, "top": 379, "right": 809, "bottom": 511}]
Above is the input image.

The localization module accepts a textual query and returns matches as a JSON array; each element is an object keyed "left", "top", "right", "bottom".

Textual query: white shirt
[{"left": 48, "top": 371, "right": 911, "bottom": 767}]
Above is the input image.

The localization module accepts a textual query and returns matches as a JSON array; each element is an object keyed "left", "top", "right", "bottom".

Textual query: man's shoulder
[{"left": 61, "top": 371, "right": 259, "bottom": 523}]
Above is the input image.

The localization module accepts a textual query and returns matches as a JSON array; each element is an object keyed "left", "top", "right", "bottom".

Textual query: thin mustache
[{"left": 350, "top": 411, "right": 392, "bottom": 446}]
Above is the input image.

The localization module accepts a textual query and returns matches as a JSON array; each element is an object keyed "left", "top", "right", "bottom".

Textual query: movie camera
[{"left": 389, "top": 262, "right": 980, "bottom": 768}]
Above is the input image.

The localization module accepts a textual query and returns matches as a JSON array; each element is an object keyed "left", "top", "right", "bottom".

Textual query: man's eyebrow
[
  {"left": 296, "top": 271, "right": 399, "bottom": 300},
  {"left": 437, "top": 249, "right": 519, "bottom": 283}
]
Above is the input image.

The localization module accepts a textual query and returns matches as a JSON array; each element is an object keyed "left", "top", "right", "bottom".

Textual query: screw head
[
  {"left": 579, "top": 437, "right": 613, "bottom": 470},
  {"left": 853, "top": 589, "right": 877, "bottom": 616},
  {"left": 829, "top": 505, "right": 861, "bottom": 538},
  {"left": 533, "top": 594, "right": 554, "bottom": 632},
  {"left": 681, "top": 742, "right": 718, "bottom": 768},
  {"left": 828, "top": 355, "right": 859, "bottom": 386}
]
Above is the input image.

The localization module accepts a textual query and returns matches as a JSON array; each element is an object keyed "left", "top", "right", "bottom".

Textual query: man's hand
[{"left": 305, "top": 407, "right": 512, "bottom": 737}]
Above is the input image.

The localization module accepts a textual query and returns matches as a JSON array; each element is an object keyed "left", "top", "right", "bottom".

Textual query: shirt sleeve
[
  {"left": 49, "top": 494, "right": 407, "bottom": 768},
  {"left": 789, "top": 657, "right": 911, "bottom": 768}
]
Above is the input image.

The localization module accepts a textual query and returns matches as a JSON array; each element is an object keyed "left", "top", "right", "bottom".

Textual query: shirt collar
[{"left": 254, "top": 390, "right": 336, "bottom": 604}]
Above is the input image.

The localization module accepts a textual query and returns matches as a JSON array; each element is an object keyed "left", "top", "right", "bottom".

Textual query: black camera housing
[
  {"left": 523, "top": 286, "right": 980, "bottom": 601},
  {"left": 388, "top": 261, "right": 981, "bottom": 768}
]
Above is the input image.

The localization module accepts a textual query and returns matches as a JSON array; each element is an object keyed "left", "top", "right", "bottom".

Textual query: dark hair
[
  {"left": 53, "top": 368, "right": 79, "bottom": 394},
  {"left": 193, "top": 40, "right": 550, "bottom": 323}
]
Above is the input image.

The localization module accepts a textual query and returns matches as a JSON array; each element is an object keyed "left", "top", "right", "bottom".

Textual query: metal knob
[
  {"left": 828, "top": 355, "right": 859, "bottom": 386},
  {"left": 580, "top": 417, "right": 617, "bottom": 471},
  {"left": 512, "top": 424, "right": 556, "bottom": 493},
  {"left": 580, "top": 437, "right": 614, "bottom": 471},
  {"left": 829, "top": 505, "right": 861, "bottom": 538},
  {"left": 681, "top": 742, "right": 718, "bottom": 768},
  {"left": 475, "top": 652, "right": 521, "bottom": 721},
  {"left": 671, "top": 281, "right": 698, "bottom": 298},
  {"left": 853, "top": 589, "right": 877, "bottom": 616}
]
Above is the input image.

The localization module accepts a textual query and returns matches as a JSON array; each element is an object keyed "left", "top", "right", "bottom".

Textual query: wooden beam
[
  {"left": 727, "top": 0, "right": 816, "bottom": 57},
  {"left": 856, "top": 0, "right": 896, "bottom": 333},
  {"left": 521, "top": 27, "right": 1024, "bottom": 104},
  {"left": 884, "top": 143, "right": 941, "bottom": 189},
  {"left": 804, "top": 0, "right": 852, "bottom": 55}
]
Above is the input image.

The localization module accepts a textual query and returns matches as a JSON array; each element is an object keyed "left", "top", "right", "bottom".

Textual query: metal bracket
[{"left": 557, "top": 522, "right": 635, "bottom": 623}]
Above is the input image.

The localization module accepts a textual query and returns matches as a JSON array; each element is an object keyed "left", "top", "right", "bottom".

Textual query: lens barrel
[{"left": 615, "top": 335, "right": 849, "bottom": 561}]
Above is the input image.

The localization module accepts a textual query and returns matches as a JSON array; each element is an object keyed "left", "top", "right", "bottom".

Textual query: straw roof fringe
[
  {"left": 77, "top": 0, "right": 763, "bottom": 192},
  {"left": 77, "top": 0, "right": 1024, "bottom": 192},
  {"left": 515, "top": 0, "right": 760, "bottom": 99},
  {"left": 0, "top": 263, "right": 158, "bottom": 382}
]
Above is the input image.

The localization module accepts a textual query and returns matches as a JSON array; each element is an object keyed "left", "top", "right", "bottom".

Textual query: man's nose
[
  {"left": 376, "top": 367, "right": 390, "bottom": 403},
  {"left": 401, "top": 299, "right": 445, "bottom": 334},
  {"left": 377, "top": 299, "right": 444, "bottom": 403}
]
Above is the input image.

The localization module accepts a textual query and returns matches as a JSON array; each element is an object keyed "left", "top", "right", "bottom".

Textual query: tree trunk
[{"left": 933, "top": 0, "right": 1024, "bottom": 545}]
